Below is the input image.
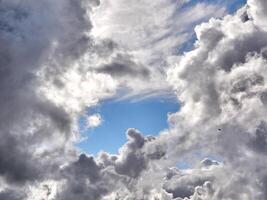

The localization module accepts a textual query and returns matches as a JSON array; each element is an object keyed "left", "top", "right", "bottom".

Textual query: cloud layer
[{"left": 1, "top": 0, "right": 267, "bottom": 199}]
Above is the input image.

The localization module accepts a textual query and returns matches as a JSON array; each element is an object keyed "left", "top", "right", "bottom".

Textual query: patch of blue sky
[
  {"left": 77, "top": 97, "right": 179, "bottom": 155},
  {"left": 181, "top": 0, "right": 246, "bottom": 12},
  {"left": 225, "top": 0, "right": 247, "bottom": 13}
]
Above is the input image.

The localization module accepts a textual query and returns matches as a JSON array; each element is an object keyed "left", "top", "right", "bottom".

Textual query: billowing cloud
[
  {"left": 1, "top": 0, "right": 267, "bottom": 199},
  {"left": 165, "top": 0, "right": 267, "bottom": 198}
]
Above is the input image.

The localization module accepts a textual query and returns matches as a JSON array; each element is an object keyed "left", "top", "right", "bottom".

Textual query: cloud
[
  {"left": 87, "top": 113, "right": 103, "bottom": 128},
  {"left": 96, "top": 54, "right": 150, "bottom": 79},
  {"left": 0, "top": 0, "right": 120, "bottom": 197},
  {"left": 2, "top": 0, "right": 267, "bottom": 199},
  {"left": 55, "top": 128, "right": 167, "bottom": 200},
  {"left": 91, "top": 0, "right": 226, "bottom": 97},
  {"left": 0, "top": 189, "right": 26, "bottom": 200},
  {"left": 165, "top": 1, "right": 267, "bottom": 199},
  {"left": 114, "top": 128, "right": 147, "bottom": 178}
]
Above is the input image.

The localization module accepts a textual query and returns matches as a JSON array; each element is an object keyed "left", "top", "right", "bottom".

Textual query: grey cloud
[
  {"left": 0, "top": 0, "right": 120, "bottom": 197},
  {"left": 52, "top": 1, "right": 267, "bottom": 199},
  {"left": 93, "top": 39, "right": 118, "bottom": 58},
  {"left": 62, "top": 154, "right": 101, "bottom": 182},
  {"left": 57, "top": 154, "right": 107, "bottom": 200},
  {"left": 114, "top": 128, "right": 147, "bottom": 178},
  {"left": 91, "top": 0, "right": 227, "bottom": 97},
  {"left": 249, "top": 121, "right": 267, "bottom": 153},
  {"left": 248, "top": 0, "right": 267, "bottom": 31},
  {"left": 0, "top": 134, "right": 41, "bottom": 183},
  {"left": 240, "top": 9, "right": 250, "bottom": 23},
  {"left": 0, "top": 0, "right": 92, "bottom": 185},
  {"left": 53, "top": 1, "right": 267, "bottom": 199},
  {"left": 215, "top": 31, "right": 267, "bottom": 72},
  {"left": 56, "top": 129, "right": 167, "bottom": 199},
  {"left": 163, "top": 167, "right": 215, "bottom": 199},
  {"left": 165, "top": 2, "right": 267, "bottom": 199},
  {"left": 260, "top": 175, "right": 267, "bottom": 200},
  {"left": 2, "top": 0, "right": 267, "bottom": 199},
  {"left": 0, "top": 189, "right": 26, "bottom": 200},
  {"left": 231, "top": 73, "right": 264, "bottom": 93},
  {"left": 97, "top": 54, "right": 150, "bottom": 79},
  {"left": 0, "top": 0, "right": 159, "bottom": 197},
  {"left": 199, "top": 158, "right": 220, "bottom": 168},
  {"left": 260, "top": 90, "right": 267, "bottom": 105}
]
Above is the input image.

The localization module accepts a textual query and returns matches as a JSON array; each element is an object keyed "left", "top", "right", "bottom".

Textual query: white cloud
[
  {"left": 165, "top": 3, "right": 267, "bottom": 199},
  {"left": 2, "top": 0, "right": 267, "bottom": 199},
  {"left": 87, "top": 113, "right": 103, "bottom": 128},
  {"left": 90, "top": 0, "right": 226, "bottom": 97}
]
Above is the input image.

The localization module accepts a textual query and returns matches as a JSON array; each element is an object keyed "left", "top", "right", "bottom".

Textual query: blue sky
[
  {"left": 78, "top": 98, "right": 179, "bottom": 155},
  {"left": 225, "top": 0, "right": 247, "bottom": 13},
  {"left": 179, "top": 0, "right": 246, "bottom": 15}
]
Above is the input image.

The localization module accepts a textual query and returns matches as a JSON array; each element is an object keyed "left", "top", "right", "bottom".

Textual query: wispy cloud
[{"left": 91, "top": 0, "right": 226, "bottom": 97}]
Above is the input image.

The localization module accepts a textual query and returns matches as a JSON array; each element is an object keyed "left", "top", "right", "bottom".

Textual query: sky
[
  {"left": 77, "top": 0, "right": 247, "bottom": 155},
  {"left": 78, "top": 98, "right": 179, "bottom": 155},
  {"left": 3, "top": 0, "right": 267, "bottom": 200}
]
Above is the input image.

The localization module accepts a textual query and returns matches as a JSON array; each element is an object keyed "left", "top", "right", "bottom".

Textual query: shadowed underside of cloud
[{"left": 1, "top": 0, "right": 267, "bottom": 199}]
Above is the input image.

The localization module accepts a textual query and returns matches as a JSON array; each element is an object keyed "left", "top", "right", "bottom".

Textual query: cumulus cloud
[
  {"left": 2, "top": 0, "right": 267, "bottom": 199},
  {"left": 55, "top": 128, "right": 167, "bottom": 200},
  {"left": 165, "top": 0, "right": 267, "bottom": 198}
]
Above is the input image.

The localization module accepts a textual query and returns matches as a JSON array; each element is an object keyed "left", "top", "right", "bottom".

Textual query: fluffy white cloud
[{"left": 87, "top": 113, "right": 103, "bottom": 128}]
